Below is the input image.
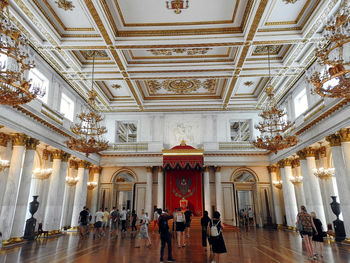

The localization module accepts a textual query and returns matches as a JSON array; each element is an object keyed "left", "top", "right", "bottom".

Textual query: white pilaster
[
  {"left": 11, "top": 138, "right": 38, "bottom": 238},
  {"left": 89, "top": 167, "right": 100, "bottom": 218},
  {"left": 0, "top": 134, "right": 26, "bottom": 241},
  {"left": 203, "top": 167, "right": 211, "bottom": 216},
  {"left": 215, "top": 167, "right": 223, "bottom": 214},
  {"left": 71, "top": 161, "right": 89, "bottom": 228},
  {"left": 157, "top": 167, "right": 164, "bottom": 209},
  {"left": 0, "top": 134, "right": 12, "bottom": 216},
  {"left": 269, "top": 166, "right": 283, "bottom": 225},
  {"left": 145, "top": 167, "right": 153, "bottom": 215}
]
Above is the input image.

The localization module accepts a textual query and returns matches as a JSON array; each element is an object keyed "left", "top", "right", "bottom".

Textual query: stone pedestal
[
  {"left": 203, "top": 167, "right": 211, "bottom": 216},
  {"left": 71, "top": 161, "right": 89, "bottom": 228},
  {"left": 0, "top": 134, "right": 26, "bottom": 241},
  {"left": 145, "top": 167, "right": 153, "bottom": 215},
  {"left": 157, "top": 167, "right": 164, "bottom": 209},
  {"left": 11, "top": 138, "right": 39, "bottom": 239},
  {"left": 215, "top": 167, "right": 223, "bottom": 214}
]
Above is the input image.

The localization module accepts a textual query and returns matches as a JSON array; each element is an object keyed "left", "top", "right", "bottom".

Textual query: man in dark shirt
[
  {"left": 79, "top": 207, "right": 89, "bottom": 238},
  {"left": 158, "top": 209, "right": 175, "bottom": 263},
  {"left": 184, "top": 207, "right": 192, "bottom": 238}
]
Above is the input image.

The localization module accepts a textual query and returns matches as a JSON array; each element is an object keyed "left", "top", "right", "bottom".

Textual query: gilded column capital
[
  {"left": 52, "top": 150, "right": 63, "bottom": 159},
  {"left": 92, "top": 166, "right": 101, "bottom": 174},
  {"left": 291, "top": 159, "right": 300, "bottom": 168},
  {"left": 42, "top": 149, "right": 52, "bottom": 161},
  {"left": 78, "top": 160, "right": 90, "bottom": 169},
  {"left": 158, "top": 166, "right": 163, "bottom": 173},
  {"left": 204, "top": 166, "right": 209, "bottom": 172},
  {"left": 326, "top": 134, "right": 341, "bottom": 147},
  {"left": 278, "top": 159, "right": 291, "bottom": 168},
  {"left": 0, "top": 132, "right": 10, "bottom": 147},
  {"left": 339, "top": 128, "right": 350, "bottom": 142},
  {"left": 25, "top": 138, "right": 39, "bottom": 150},
  {"left": 146, "top": 167, "right": 152, "bottom": 173},
  {"left": 61, "top": 153, "right": 71, "bottom": 162},
  {"left": 267, "top": 165, "right": 277, "bottom": 173},
  {"left": 215, "top": 166, "right": 221, "bottom": 172},
  {"left": 318, "top": 146, "right": 327, "bottom": 158},
  {"left": 297, "top": 149, "right": 307, "bottom": 160},
  {"left": 305, "top": 147, "right": 316, "bottom": 157},
  {"left": 12, "top": 133, "right": 27, "bottom": 146},
  {"left": 69, "top": 160, "right": 78, "bottom": 169}
]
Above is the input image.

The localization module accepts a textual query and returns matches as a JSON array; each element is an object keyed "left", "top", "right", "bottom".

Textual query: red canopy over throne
[{"left": 163, "top": 141, "right": 203, "bottom": 216}]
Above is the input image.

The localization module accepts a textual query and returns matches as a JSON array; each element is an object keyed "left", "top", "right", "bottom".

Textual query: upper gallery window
[
  {"left": 116, "top": 122, "right": 137, "bottom": 142},
  {"left": 28, "top": 68, "right": 49, "bottom": 104},
  {"left": 294, "top": 88, "right": 308, "bottom": 118},
  {"left": 60, "top": 93, "right": 75, "bottom": 121},
  {"left": 230, "top": 120, "right": 250, "bottom": 142}
]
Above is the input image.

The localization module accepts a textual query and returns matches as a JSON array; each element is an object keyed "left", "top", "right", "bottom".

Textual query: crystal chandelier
[
  {"left": 312, "top": 167, "right": 335, "bottom": 179},
  {"left": 306, "top": 0, "right": 350, "bottom": 98},
  {"left": 65, "top": 176, "right": 79, "bottom": 186},
  {"left": 65, "top": 52, "right": 108, "bottom": 157},
  {"left": 252, "top": 46, "right": 298, "bottom": 154},
  {"left": 0, "top": 0, "right": 44, "bottom": 105},
  {"left": 87, "top": 181, "right": 97, "bottom": 190},
  {"left": 166, "top": 0, "right": 189, "bottom": 14},
  {"left": 32, "top": 168, "right": 53, "bottom": 180}
]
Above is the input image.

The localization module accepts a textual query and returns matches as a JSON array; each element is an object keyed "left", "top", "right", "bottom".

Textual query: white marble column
[
  {"left": 268, "top": 166, "right": 283, "bottom": 226},
  {"left": 278, "top": 159, "right": 298, "bottom": 228},
  {"left": 66, "top": 161, "right": 78, "bottom": 227},
  {"left": 340, "top": 128, "right": 350, "bottom": 186},
  {"left": 203, "top": 166, "right": 211, "bottom": 216},
  {"left": 298, "top": 148, "right": 326, "bottom": 226},
  {"left": 157, "top": 167, "right": 164, "bottom": 209},
  {"left": 0, "top": 134, "right": 26, "bottom": 242},
  {"left": 291, "top": 159, "right": 306, "bottom": 210},
  {"left": 89, "top": 166, "right": 100, "bottom": 219},
  {"left": 44, "top": 151, "right": 70, "bottom": 232},
  {"left": 71, "top": 161, "right": 90, "bottom": 228},
  {"left": 215, "top": 167, "right": 223, "bottom": 214},
  {"left": 0, "top": 133, "right": 12, "bottom": 216},
  {"left": 11, "top": 138, "right": 39, "bottom": 239},
  {"left": 145, "top": 167, "right": 153, "bottom": 215},
  {"left": 327, "top": 133, "right": 350, "bottom": 237}
]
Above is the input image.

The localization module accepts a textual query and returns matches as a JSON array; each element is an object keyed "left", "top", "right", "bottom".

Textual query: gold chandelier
[
  {"left": 307, "top": 0, "right": 350, "bottom": 98},
  {"left": 252, "top": 46, "right": 298, "bottom": 154},
  {"left": 166, "top": 0, "right": 189, "bottom": 14},
  {"left": 66, "top": 52, "right": 108, "bottom": 156},
  {"left": 0, "top": 0, "right": 44, "bottom": 105}
]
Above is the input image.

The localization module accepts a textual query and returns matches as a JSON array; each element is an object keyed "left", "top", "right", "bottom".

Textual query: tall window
[
  {"left": 60, "top": 93, "right": 75, "bottom": 121},
  {"left": 28, "top": 68, "right": 49, "bottom": 104},
  {"left": 116, "top": 122, "right": 137, "bottom": 142},
  {"left": 230, "top": 120, "right": 250, "bottom": 142},
  {"left": 294, "top": 88, "right": 308, "bottom": 118}
]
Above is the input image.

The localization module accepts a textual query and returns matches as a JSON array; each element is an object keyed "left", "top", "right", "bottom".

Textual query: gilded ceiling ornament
[
  {"left": 83, "top": 50, "right": 108, "bottom": 58},
  {"left": 147, "top": 48, "right": 212, "bottom": 56},
  {"left": 253, "top": 45, "right": 281, "bottom": 55},
  {"left": 55, "top": 0, "right": 75, "bottom": 11},
  {"left": 244, "top": 81, "right": 254, "bottom": 86},
  {"left": 166, "top": 0, "right": 189, "bottom": 14},
  {"left": 147, "top": 79, "right": 216, "bottom": 94},
  {"left": 282, "top": 0, "right": 299, "bottom": 3},
  {"left": 112, "top": 84, "right": 121, "bottom": 89}
]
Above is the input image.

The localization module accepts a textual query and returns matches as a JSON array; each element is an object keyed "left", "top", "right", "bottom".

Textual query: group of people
[
  {"left": 239, "top": 207, "right": 253, "bottom": 230},
  {"left": 296, "top": 205, "right": 326, "bottom": 261}
]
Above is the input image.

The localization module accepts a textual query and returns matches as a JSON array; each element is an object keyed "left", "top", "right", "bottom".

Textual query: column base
[
  {"left": 343, "top": 238, "right": 350, "bottom": 244},
  {"left": 2, "top": 237, "right": 24, "bottom": 246},
  {"left": 277, "top": 224, "right": 284, "bottom": 229},
  {"left": 48, "top": 230, "right": 61, "bottom": 236}
]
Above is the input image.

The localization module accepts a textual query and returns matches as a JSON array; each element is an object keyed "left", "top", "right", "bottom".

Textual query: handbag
[{"left": 296, "top": 221, "right": 303, "bottom": 232}]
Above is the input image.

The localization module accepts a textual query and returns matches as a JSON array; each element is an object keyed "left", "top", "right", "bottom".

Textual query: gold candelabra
[
  {"left": 0, "top": 158, "right": 9, "bottom": 171},
  {"left": 87, "top": 181, "right": 97, "bottom": 190},
  {"left": 65, "top": 176, "right": 79, "bottom": 186},
  {"left": 32, "top": 168, "right": 53, "bottom": 180},
  {"left": 312, "top": 167, "right": 335, "bottom": 179},
  {"left": 307, "top": 0, "right": 350, "bottom": 98},
  {"left": 0, "top": 0, "right": 45, "bottom": 105},
  {"left": 272, "top": 180, "right": 283, "bottom": 189}
]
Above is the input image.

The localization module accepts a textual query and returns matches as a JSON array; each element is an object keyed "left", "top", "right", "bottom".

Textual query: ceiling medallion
[
  {"left": 147, "top": 79, "right": 216, "bottom": 94},
  {"left": 55, "top": 0, "right": 75, "bottom": 11},
  {"left": 66, "top": 52, "right": 108, "bottom": 157},
  {"left": 253, "top": 45, "right": 281, "bottom": 55},
  {"left": 147, "top": 48, "right": 212, "bottom": 56},
  {"left": 306, "top": 0, "right": 350, "bottom": 98},
  {"left": 244, "top": 81, "right": 254, "bottom": 86},
  {"left": 0, "top": 0, "right": 45, "bottom": 106},
  {"left": 252, "top": 46, "right": 298, "bottom": 154},
  {"left": 83, "top": 50, "right": 108, "bottom": 58},
  {"left": 166, "top": 0, "right": 189, "bottom": 14}
]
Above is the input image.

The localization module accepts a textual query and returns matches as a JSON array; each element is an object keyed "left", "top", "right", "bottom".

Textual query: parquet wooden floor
[{"left": 1, "top": 228, "right": 350, "bottom": 263}]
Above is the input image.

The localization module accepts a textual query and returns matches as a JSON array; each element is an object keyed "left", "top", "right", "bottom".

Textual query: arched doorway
[
  {"left": 112, "top": 171, "right": 136, "bottom": 211},
  {"left": 232, "top": 169, "right": 258, "bottom": 227}
]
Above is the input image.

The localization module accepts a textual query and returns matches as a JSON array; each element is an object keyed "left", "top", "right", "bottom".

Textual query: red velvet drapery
[{"left": 163, "top": 144, "right": 203, "bottom": 216}]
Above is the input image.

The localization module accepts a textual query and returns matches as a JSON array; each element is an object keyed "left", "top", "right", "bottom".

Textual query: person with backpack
[
  {"left": 158, "top": 209, "right": 176, "bottom": 263},
  {"left": 209, "top": 211, "right": 226, "bottom": 263},
  {"left": 110, "top": 208, "right": 119, "bottom": 238}
]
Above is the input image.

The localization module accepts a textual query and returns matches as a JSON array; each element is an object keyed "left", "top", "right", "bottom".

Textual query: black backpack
[{"left": 158, "top": 216, "right": 169, "bottom": 233}]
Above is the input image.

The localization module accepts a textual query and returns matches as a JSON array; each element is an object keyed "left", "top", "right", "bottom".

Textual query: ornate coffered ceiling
[{"left": 8, "top": 0, "right": 340, "bottom": 112}]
